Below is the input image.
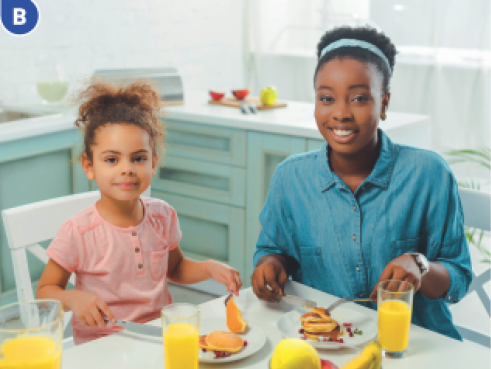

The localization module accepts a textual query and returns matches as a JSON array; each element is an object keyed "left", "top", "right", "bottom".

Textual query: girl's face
[
  {"left": 314, "top": 58, "right": 390, "bottom": 156},
  {"left": 82, "top": 123, "right": 158, "bottom": 203}
]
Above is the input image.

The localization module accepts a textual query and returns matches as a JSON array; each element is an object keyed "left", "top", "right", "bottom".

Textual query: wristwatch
[{"left": 405, "top": 252, "right": 430, "bottom": 277}]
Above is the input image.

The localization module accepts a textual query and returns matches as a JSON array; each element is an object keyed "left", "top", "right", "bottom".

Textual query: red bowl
[
  {"left": 232, "top": 89, "right": 250, "bottom": 100},
  {"left": 209, "top": 90, "right": 225, "bottom": 100}
]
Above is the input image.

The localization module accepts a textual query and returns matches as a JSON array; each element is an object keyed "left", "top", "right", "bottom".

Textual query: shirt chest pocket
[
  {"left": 150, "top": 249, "right": 169, "bottom": 281},
  {"left": 391, "top": 236, "right": 426, "bottom": 260},
  {"left": 299, "top": 247, "right": 332, "bottom": 292}
]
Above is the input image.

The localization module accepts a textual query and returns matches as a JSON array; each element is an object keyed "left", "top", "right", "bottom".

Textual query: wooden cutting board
[{"left": 209, "top": 97, "right": 287, "bottom": 110}]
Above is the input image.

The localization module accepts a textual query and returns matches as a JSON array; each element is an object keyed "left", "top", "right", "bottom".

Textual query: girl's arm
[
  {"left": 167, "top": 246, "right": 242, "bottom": 295},
  {"left": 37, "top": 259, "right": 116, "bottom": 326}
]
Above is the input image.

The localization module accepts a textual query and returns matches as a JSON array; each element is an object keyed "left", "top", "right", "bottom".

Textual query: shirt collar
[{"left": 316, "top": 129, "right": 395, "bottom": 192}]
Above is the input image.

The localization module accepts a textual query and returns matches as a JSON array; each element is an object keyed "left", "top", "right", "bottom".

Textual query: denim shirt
[{"left": 253, "top": 129, "right": 472, "bottom": 340}]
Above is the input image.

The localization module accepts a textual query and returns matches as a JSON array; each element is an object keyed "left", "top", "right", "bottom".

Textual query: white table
[{"left": 62, "top": 281, "right": 490, "bottom": 368}]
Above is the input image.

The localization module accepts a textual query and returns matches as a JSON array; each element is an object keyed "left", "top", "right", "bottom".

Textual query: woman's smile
[{"left": 327, "top": 126, "right": 359, "bottom": 144}]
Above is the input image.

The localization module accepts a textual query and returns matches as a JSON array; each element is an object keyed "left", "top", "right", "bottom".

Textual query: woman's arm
[
  {"left": 166, "top": 246, "right": 242, "bottom": 295},
  {"left": 419, "top": 261, "right": 451, "bottom": 299}
]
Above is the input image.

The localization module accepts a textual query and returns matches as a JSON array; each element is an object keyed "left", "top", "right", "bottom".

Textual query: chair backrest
[
  {"left": 1, "top": 191, "right": 102, "bottom": 332},
  {"left": 456, "top": 187, "right": 491, "bottom": 348},
  {"left": 459, "top": 187, "right": 491, "bottom": 231}
]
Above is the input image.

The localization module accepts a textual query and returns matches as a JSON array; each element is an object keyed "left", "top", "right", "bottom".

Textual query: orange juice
[
  {"left": 0, "top": 335, "right": 61, "bottom": 369},
  {"left": 163, "top": 322, "right": 199, "bottom": 369},
  {"left": 378, "top": 300, "right": 412, "bottom": 352}
]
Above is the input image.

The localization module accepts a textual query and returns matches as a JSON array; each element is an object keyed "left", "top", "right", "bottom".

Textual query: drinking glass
[
  {"left": 162, "top": 303, "right": 200, "bottom": 369},
  {"left": 377, "top": 280, "right": 413, "bottom": 358},
  {"left": 0, "top": 300, "right": 63, "bottom": 368},
  {"left": 36, "top": 54, "right": 69, "bottom": 104}
]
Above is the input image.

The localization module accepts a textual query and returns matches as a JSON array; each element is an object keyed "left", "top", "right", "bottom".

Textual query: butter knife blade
[
  {"left": 281, "top": 294, "right": 317, "bottom": 309},
  {"left": 112, "top": 319, "right": 163, "bottom": 338}
]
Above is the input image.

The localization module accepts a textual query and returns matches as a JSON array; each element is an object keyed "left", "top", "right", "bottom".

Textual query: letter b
[{"left": 13, "top": 8, "right": 26, "bottom": 25}]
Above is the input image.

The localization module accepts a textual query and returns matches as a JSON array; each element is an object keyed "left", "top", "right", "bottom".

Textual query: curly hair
[
  {"left": 314, "top": 26, "right": 397, "bottom": 94},
  {"left": 74, "top": 79, "right": 166, "bottom": 162}
]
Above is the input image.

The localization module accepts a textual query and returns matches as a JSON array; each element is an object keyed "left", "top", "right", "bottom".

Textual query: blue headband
[{"left": 320, "top": 38, "right": 391, "bottom": 72}]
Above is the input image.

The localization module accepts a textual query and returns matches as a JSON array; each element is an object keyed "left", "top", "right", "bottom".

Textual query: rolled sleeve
[{"left": 437, "top": 235, "right": 473, "bottom": 304}]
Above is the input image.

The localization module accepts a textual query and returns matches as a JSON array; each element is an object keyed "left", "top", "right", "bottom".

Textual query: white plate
[
  {"left": 277, "top": 307, "right": 376, "bottom": 349},
  {"left": 199, "top": 318, "right": 266, "bottom": 363}
]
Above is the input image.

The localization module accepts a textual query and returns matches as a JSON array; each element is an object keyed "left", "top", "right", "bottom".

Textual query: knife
[
  {"left": 280, "top": 294, "right": 317, "bottom": 309},
  {"left": 104, "top": 318, "right": 162, "bottom": 338}
]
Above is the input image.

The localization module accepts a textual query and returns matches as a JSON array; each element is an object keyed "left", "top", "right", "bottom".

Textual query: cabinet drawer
[
  {"left": 164, "top": 120, "right": 246, "bottom": 167},
  {"left": 151, "top": 191, "right": 246, "bottom": 277},
  {"left": 152, "top": 156, "right": 246, "bottom": 207}
]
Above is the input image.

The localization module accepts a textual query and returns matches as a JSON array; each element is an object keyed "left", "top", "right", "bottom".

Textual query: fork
[{"left": 325, "top": 297, "right": 373, "bottom": 314}]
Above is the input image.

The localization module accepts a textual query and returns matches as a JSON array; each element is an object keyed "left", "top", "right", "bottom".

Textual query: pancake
[
  {"left": 304, "top": 326, "right": 341, "bottom": 341},
  {"left": 300, "top": 307, "right": 340, "bottom": 342},
  {"left": 201, "top": 331, "right": 244, "bottom": 354},
  {"left": 310, "top": 307, "right": 331, "bottom": 320},
  {"left": 301, "top": 321, "right": 338, "bottom": 333},
  {"left": 300, "top": 312, "right": 333, "bottom": 324}
]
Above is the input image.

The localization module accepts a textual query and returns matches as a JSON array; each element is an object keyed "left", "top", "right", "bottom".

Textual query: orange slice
[{"left": 226, "top": 296, "right": 248, "bottom": 333}]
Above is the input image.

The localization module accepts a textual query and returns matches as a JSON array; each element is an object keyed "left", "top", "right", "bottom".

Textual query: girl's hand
[
  {"left": 203, "top": 260, "right": 242, "bottom": 296},
  {"left": 66, "top": 290, "right": 116, "bottom": 327},
  {"left": 369, "top": 254, "right": 422, "bottom": 300}
]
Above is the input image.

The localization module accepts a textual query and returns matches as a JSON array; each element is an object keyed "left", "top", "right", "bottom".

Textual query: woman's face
[{"left": 314, "top": 58, "right": 390, "bottom": 156}]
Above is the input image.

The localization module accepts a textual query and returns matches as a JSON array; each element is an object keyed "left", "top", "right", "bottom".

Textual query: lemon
[{"left": 270, "top": 338, "right": 321, "bottom": 369}]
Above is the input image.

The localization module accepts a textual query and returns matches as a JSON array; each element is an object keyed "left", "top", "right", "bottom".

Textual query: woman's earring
[{"left": 381, "top": 111, "right": 387, "bottom": 121}]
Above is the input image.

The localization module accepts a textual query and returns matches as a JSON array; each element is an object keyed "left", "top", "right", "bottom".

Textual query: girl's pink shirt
[{"left": 46, "top": 197, "right": 181, "bottom": 345}]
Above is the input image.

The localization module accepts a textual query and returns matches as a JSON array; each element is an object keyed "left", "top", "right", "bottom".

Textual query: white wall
[{"left": 0, "top": 0, "right": 245, "bottom": 105}]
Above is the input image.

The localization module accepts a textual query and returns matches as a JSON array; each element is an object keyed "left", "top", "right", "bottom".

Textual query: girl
[
  {"left": 250, "top": 26, "right": 472, "bottom": 340},
  {"left": 37, "top": 80, "right": 242, "bottom": 345}
]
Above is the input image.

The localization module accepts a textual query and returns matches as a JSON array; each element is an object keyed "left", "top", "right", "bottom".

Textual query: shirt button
[
  {"left": 138, "top": 263, "right": 143, "bottom": 269},
  {"left": 448, "top": 295, "right": 452, "bottom": 300},
  {"left": 132, "top": 231, "right": 137, "bottom": 236},
  {"left": 135, "top": 247, "right": 140, "bottom": 253},
  {"left": 359, "top": 293, "right": 364, "bottom": 297},
  {"left": 355, "top": 266, "right": 360, "bottom": 271},
  {"left": 353, "top": 206, "right": 356, "bottom": 211},
  {"left": 353, "top": 235, "right": 356, "bottom": 241}
]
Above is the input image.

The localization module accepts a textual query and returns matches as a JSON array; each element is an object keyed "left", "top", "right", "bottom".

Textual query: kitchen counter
[{"left": 0, "top": 93, "right": 430, "bottom": 145}]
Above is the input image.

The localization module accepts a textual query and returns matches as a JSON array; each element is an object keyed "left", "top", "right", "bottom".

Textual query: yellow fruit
[
  {"left": 340, "top": 341, "right": 382, "bottom": 369},
  {"left": 260, "top": 86, "right": 278, "bottom": 106},
  {"left": 270, "top": 338, "right": 321, "bottom": 369}
]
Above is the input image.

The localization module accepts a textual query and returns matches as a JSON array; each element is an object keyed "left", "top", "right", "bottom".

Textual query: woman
[{"left": 250, "top": 26, "right": 472, "bottom": 340}]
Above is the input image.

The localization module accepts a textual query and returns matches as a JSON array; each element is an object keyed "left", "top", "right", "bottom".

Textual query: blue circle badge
[{"left": 1, "top": 0, "right": 40, "bottom": 36}]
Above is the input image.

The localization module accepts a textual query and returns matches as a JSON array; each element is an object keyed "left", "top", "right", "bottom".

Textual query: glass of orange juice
[
  {"left": 162, "top": 303, "right": 200, "bottom": 369},
  {"left": 377, "top": 280, "right": 413, "bottom": 358},
  {"left": 0, "top": 299, "right": 63, "bottom": 368}
]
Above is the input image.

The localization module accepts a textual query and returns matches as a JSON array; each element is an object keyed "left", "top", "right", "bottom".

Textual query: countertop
[{"left": 0, "top": 93, "right": 430, "bottom": 144}]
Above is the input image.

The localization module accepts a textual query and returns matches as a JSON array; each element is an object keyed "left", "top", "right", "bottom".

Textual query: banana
[{"left": 340, "top": 341, "right": 382, "bottom": 369}]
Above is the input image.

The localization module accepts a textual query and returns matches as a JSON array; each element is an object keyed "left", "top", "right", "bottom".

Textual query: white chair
[
  {"left": 456, "top": 187, "right": 491, "bottom": 348},
  {"left": 1, "top": 188, "right": 151, "bottom": 348}
]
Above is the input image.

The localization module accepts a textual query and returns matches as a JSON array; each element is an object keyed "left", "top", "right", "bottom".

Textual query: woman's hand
[
  {"left": 65, "top": 290, "right": 116, "bottom": 327},
  {"left": 250, "top": 255, "right": 288, "bottom": 303},
  {"left": 203, "top": 260, "right": 242, "bottom": 296},
  {"left": 369, "top": 254, "right": 422, "bottom": 300}
]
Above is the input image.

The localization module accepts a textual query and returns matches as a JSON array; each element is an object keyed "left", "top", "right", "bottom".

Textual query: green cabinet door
[
  {"left": 244, "top": 132, "right": 307, "bottom": 285},
  {"left": 151, "top": 190, "right": 245, "bottom": 283}
]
